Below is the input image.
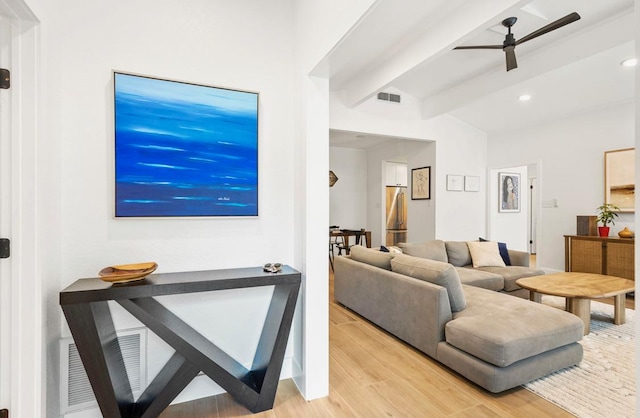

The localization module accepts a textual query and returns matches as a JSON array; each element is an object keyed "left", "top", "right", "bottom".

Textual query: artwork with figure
[
  {"left": 411, "top": 166, "right": 431, "bottom": 199},
  {"left": 604, "top": 148, "right": 635, "bottom": 212},
  {"left": 499, "top": 173, "right": 520, "bottom": 212}
]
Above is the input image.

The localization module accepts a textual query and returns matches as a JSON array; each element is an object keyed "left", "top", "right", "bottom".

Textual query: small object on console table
[
  {"left": 98, "top": 261, "right": 158, "bottom": 283},
  {"left": 618, "top": 227, "right": 634, "bottom": 238},
  {"left": 60, "top": 265, "right": 301, "bottom": 417}
]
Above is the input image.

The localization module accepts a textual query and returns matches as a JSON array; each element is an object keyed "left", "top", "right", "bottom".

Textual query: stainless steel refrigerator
[{"left": 386, "top": 186, "right": 407, "bottom": 246}]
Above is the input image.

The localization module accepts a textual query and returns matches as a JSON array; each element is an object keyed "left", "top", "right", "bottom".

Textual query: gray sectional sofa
[{"left": 333, "top": 241, "right": 584, "bottom": 393}]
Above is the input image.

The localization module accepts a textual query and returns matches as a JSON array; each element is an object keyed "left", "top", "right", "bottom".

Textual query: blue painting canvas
[{"left": 114, "top": 73, "right": 258, "bottom": 217}]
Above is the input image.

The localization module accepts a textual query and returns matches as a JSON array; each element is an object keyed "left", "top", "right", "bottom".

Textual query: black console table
[{"left": 59, "top": 266, "right": 301, "bottom": 417}]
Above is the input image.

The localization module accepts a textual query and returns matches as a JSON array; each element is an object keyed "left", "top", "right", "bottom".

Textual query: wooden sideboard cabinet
[{"left": 564, "top": 235, "right": 635, "bottom": 280}]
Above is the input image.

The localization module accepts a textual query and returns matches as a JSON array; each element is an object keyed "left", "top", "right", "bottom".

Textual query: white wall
[
  {"left": 329, "top": 147, "right": 367, "bottom": 229},
  {"left": 330, "top": 91, "right": 488, "bottom": 244},
  {"left": 488, "top": 101, "right": 635, "bottom": 271},
  {"left": 433, "top": 115, "right": 488, "bottom": 241},
  {"left": 25, "top": 0, "right": 303, "bottom": 414}
]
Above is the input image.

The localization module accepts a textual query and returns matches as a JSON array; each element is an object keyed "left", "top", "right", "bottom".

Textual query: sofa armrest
[
  {"left": 334, "top": 256, "right": 452, "bottom": 358},
  {"left": 507, "top": 249, "right": 530, "bottom": 267}
]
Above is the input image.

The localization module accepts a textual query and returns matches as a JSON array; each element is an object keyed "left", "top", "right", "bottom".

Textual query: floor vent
[
  {"left": 60, "top": 328, "right": 146, "bottom": 414},
  {"left": 377, "top": 92, "right": 401, "bottom": 103}
]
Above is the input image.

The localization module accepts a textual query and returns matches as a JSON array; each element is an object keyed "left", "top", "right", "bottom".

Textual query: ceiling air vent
[{"left": 377, "top": 92, "right": 401, "bottom": 103}]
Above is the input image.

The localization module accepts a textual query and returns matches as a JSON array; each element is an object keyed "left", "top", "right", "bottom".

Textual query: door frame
[{"left": 0, "top": 1, "right": 41, "bottom": 416}]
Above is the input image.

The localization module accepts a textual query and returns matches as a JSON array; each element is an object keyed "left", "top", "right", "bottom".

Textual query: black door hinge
[
  {"left": 0, "top": 69, "right": 10, "bottom": 89},
  {"left": 0, "top": 239, "right": 9, "bottom": 258}
]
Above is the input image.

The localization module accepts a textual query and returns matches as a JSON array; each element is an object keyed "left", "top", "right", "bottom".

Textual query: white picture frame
[
  {"left": 446, "top": 175, "right": 464, "bottom": 191},
  {"left": 464, "top": 176, "right": 480, "bottom": 192}
]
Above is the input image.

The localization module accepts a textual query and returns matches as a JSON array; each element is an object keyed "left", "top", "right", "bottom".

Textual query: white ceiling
[{"left": 326, "top": 0, "right": 635, "bottom": 146}]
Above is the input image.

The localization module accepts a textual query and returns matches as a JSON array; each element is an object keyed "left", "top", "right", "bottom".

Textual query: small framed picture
[
  {"left": 464, "top": 176, "right": 480, "bottom": 192},
  {"left": 499, "top": 172, "right": 520, "bottom": 212},
  {"left": 411, "top": 166, "right": 431, "bottom": 200},
  {"left": 446, "top": 175, "right": 464, "bottom": 191}
]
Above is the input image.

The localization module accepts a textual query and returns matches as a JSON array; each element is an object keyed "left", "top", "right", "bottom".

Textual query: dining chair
[
  {"left": 336, "top": 228, "right": 366, "bottom": 256},
  {"left": 329, "top": 226, "right": 342, "bottom": 271}
]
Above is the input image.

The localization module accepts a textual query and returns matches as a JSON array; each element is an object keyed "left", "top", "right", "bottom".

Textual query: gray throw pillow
[
  {"left": 391, "top": 254, "right": 466, "bottom": 312},
  {"left": 349, "top": 245, "right": 396, "bottom": 270},
  {"left": 398, "top": 240, "right": 448, "bottom": 262},
  {"left": 445, "top": 241, "right": 472, "bottom": 267}
]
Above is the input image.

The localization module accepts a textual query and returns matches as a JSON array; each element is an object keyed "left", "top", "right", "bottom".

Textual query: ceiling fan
[{"left": 454, "top": 12, "right": 581, "bottom": 71}]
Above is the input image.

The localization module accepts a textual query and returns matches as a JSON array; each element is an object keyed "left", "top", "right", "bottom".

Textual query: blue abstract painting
[{"left": 114, "top": 73, "right": 258, "bottom": 217}]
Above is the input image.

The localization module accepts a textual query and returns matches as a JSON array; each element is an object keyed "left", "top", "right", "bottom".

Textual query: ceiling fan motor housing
[{"left": 503, "top": 33, "right": 516, "bottom": 49}]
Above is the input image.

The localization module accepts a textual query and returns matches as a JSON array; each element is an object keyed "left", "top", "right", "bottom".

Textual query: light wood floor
[{"left": 160, "top": 267, "right": 595, "bottom": 417}]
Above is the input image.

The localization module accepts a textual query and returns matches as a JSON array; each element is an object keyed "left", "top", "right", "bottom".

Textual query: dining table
[{"left": 330, "top": 229, "right": 372, "bottom": 254}]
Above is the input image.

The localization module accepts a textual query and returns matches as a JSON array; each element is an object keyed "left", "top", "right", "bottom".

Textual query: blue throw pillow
[{"left": 478, "top": 237, "right": 511, "bottom": 266}]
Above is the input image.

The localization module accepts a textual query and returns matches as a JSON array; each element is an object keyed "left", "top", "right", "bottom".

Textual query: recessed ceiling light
[
  {"left": 518, "top": 94, "right": 531, "bottom": 102},
  {"left": 620, "top": 58, "right": 637, "bottom": 67}
]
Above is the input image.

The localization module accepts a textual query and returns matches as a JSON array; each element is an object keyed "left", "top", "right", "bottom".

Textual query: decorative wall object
[
  {"left": 329, "top": 170, "right": 338, "bottom": 187},
  {"left": 446, "top": 174, "right": 463, "bottom": 191},
  {"left": 114, "top": 72, "right": 259, "bottom": 217},
  {"left": 411, "top": 166, "right": 430, "bottom": 199},
  {"left": 464, "top": 176, "right": 480, "bottom": 192},
  {"left": 604, "top": 148, "right": 635, "bottom": 213},
  {"left": 499, "top": 172, "right": 520, "bottom": 212}
]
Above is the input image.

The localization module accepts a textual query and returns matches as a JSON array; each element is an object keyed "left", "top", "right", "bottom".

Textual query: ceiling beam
[
  {"left": 420, "top": 11, "right": 635, "bottom": 119},
  {"left": 340, "top": 0, "right": 529, "bottom": 108}
]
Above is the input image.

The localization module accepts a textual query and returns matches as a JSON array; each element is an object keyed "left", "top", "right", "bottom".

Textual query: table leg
[
  {"left": 528, "top": 290, "right": 541, "bottom": 303},
  {"left": 614, "top": 294, "right": 626, "bottom": 325},
  {"left": 566, "top": 298, "right": 591, "bottom": 335}
]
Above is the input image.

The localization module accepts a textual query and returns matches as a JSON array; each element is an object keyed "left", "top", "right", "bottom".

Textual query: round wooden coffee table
[{"left": 516, "top": 272, "right": 635, "bottom": 335}]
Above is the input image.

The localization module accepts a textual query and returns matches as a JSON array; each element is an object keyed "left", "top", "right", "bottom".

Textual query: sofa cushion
[
  {"left": 445, "top": 285, "right": 583, "bottom": 367},
  {"left": 398, "top": 240, "right": 448, "bottom": 262},
  {"left": 467, "top": 241, "right": 506, "bottom": 268},
  {"left": 350, "top": 245, "right": 396, "bottom": 270},
  {"left": 473, "top": 266, "right": 546, "bottom": 292},
  {"left": 445, "top": 241, "right": 472, "bottom": 267},
  {"left": 391, "top": 254, "right": 466, "bottom": 312},
  {"left": 455, "top": 267, "right": 503, "bottom": 291}
]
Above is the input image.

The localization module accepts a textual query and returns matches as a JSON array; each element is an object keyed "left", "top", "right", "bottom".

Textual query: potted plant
[{"left": 596, "top": 203, "right": 620, "bottom": 237}]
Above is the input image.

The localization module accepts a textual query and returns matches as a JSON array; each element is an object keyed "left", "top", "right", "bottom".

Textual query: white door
[{"left": 0, "top": 14, "right": 12, "bottom": 413}]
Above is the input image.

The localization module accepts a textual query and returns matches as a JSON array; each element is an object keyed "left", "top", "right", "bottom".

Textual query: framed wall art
[
  {"left": 604, "top": 148, "right": 635, "bottom": 212},
  {"left": 446, "top": 175, "right": 463, "bottom": 191},
  {"left": 114, "top": 72, "right": 259, "bottom": 217},
  {"left": 498, "top": 172, "right": 520, "bottom": 212},
  {"left": 411, "top": 166, "right": 431, "bottom": 200},
  {"left": 464, "top": 176, "right": 480, "bottom": 192}
]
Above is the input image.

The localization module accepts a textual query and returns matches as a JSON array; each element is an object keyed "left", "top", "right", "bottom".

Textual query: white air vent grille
[
  {"left": 377, "top": 92, "right": 401, "bottom": 103},
  {"left": 61, "top": 328, "right": 147, "bottom": 414}
]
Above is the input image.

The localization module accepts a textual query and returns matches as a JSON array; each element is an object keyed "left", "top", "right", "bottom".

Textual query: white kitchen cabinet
[{"left": 386, "top": 162, "right": 408, "bottom": 187}]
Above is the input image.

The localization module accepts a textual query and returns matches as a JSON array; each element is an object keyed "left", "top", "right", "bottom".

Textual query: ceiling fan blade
[
  {"left": 454, "top": 45, "right": 503, "bottom": 50},
  {"left": 505, "top": 46, "right": 517, "bottom": 71},
  {"left": 516, "top": 12, "right": 580, "bottom": 45}
]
